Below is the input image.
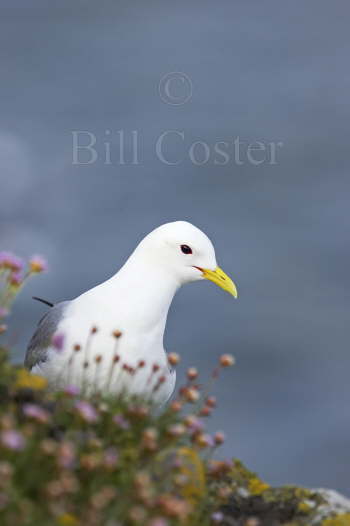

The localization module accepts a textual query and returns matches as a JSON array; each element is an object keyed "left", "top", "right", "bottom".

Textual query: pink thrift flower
[
  {"left": 202, "top": 434, "right": 215, "bottom": 448},
  {"left": 194, "top": 432, "right": 215, "bottom": 448},
  {"left": 64, "top": 385, "right": 80, "bottom": 396},
  {"left": 113, "top": 414, "right": 130, "bottom": 430},
  {"left": 0, "top": 252, "right": 24, "bottom": 272},
  {"left": 23, "top": 404, "right": 50, "bottom": 423},
  {"left": 9, "top": 271, "right": 23, "bottom": 287},
  {"left": 0, "top": 307, "right": 9, "bottom": 319},
  {"left": 214, "top": 431, "right": 226, "bottom": 445},
  {"left": 74, "top": 400, "right": 98, "bottom": 423},
  {"left": 29, "top": 255, "right": 48, "bottom": 273},
  {"left": 1, "top": 430, "right": 26, "bottom": 451},
  {"left": 185, "top": 415, "right": 203, "bottom": 432}
]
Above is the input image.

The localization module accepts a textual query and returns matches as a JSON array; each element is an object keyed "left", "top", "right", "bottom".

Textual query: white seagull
[{"left": 25, "top": 221, "right": 238, "bottom": 404}]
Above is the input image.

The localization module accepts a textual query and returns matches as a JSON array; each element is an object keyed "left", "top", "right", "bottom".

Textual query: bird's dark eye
[{"left": 181, "top": 244, "right": 192, "bottom": 255}]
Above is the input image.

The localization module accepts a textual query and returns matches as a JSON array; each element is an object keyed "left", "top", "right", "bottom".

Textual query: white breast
[{"left": 33, "top": 293, "right": 176, "bottom": 405}]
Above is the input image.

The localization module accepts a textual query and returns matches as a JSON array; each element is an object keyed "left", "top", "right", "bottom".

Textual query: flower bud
[
  {"left": 206, "top": 396, "right": 217, "bottom": 408},
  {"left": 29, "top": 255, "right": 48, "bottom": 273},
  {"left": 194, "top": 433, "right": 214, "bottom": 448},
  {"left": 199, "top": 406, "right": 212, "bottom": 417},
  {"left": 167, "top": 424, "right": 186, "bottom": 437},
  {"left": 214, "top": 431, "right": 226, "bottom": 445},
  {"left": 187, "top": 367, "right": 198, "bottom": 380},
  {"left": 219, "top": 354, "right": 235, "bottom": 367},
  {"left": 170, "top": 400, "right": 183, "bottom": 412},
  {"left": 184, "top": 386, "right": 200, "bottom": 403},
  {"left": 168, "top": 352, "right": 180, "bottom": 366}
]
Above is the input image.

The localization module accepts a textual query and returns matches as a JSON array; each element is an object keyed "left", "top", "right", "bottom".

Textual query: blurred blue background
[{"left": 1, "top": 0, "right": 349, "bottom": 493}]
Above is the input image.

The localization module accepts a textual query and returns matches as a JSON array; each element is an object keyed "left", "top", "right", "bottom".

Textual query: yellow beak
[{"left": 200, "top": 266, "right": 238, "bottom": 298}]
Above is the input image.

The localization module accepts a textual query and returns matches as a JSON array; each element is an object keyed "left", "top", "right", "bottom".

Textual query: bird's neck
[{"left": 105, "top": 255, "right": 181, "bottom": 334}]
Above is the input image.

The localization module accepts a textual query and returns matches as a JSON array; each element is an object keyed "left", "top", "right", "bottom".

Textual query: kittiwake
[{"left": 25, "top": 221, "right": 238, "bottom": 404}]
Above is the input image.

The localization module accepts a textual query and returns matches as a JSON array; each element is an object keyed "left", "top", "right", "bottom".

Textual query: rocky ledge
[{"left": 215, "top": 461, "right": 350, "bottom": 526}]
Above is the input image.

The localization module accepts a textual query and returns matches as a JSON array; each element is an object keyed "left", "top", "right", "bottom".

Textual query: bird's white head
[{"left": 134, "top": 221, "right": 238, "bottom": 297}]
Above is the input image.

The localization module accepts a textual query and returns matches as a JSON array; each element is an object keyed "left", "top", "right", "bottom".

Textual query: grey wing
[{"left": 24, "top": 301, "right": 70, "bottom": 370}]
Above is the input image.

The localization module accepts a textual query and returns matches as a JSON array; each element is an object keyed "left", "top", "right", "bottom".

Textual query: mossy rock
[{"left": 212, "top": 460, "right": 350, "bottom": 526}]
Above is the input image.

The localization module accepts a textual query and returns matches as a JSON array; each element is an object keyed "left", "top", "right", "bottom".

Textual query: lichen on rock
[
  {"left": 212, "top": 460, "right": 350, "bottom": 526},
  {"left": 321, "top": 514, "right": 350, "bottom": 526}
]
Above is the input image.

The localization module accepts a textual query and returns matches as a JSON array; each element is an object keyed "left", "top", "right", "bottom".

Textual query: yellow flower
[
  {"left": 15, "top": 369, "right": 47, "bottom": 390},
  {"left": 28, "top": 255, "right": 48, "bottom": 274},
  {"left": 248, "top": 476, "right": 270, "bottom": 495},
  {"left": 177, "top": 447, "right": 206, "bottom": 503}
]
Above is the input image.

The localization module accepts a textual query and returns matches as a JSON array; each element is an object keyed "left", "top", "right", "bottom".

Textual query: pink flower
[
  {"left": 0, "top": 252, "right": 24, "bottom": 272},
  {"left": 64, "top": 385, "right": 80, "bottom": 396},
  {"left": 0, "top": 307, "right": 9, "bottom": 319},
  {"left": 113, "top": 414, "right": 130, "bottom": 430},
  {"left": 1, "top": 430, "right": 26, "bottom": 451},
  {"left": 194, "top": 433, "right": 215, "bottom": 448},
  {"left": 52, "top": 332, "right": 65, "bottom": 352},
  {"left": 184, "top": 415, "right": 203, "bottom": 432},
  {"left": 23, "top": 404, "right": 50, "bottom": 423},
  {"left": 74, "top": 400, "right": 98, "bottom": 423},
  {"left": 214, "top": 431, "right": 226, "bottom": 445},
  {"left": 202, "top": 434, "right": 215, "bottom": 448},
  {"left": 28, "top": 255, "right": 48, "bottom": 273},
  {"left": 9, "top": 271, "right": 23, "bottom": 287}
]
